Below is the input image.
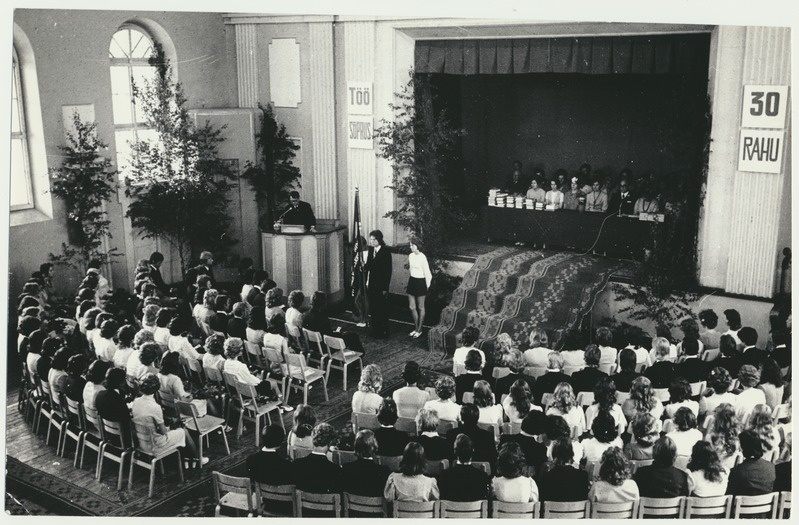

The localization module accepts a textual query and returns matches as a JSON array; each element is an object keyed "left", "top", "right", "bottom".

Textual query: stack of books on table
[
  {"left": 488, "top": 189, "right": 508, "bottom": 207},
  {"left": 514, "top": 196, "right": 525, "bottom": 209}
]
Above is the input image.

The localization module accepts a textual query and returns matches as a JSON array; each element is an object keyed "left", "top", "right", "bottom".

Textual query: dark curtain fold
[{"left": 416, "top": 34, "right": 710, "bottom": 75}]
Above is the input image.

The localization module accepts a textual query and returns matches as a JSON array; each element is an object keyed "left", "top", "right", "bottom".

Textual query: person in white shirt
[
  {"left": 393, "top": 361, "right": 430, "bottom": 418},
  {"left": 687, "top": 440, "right": 729, "bottom": 497},
  {"left": 664, "top": 377, "right": 699, "bottom": 419},
  {"left": 734, "top": 365, "right": 766, "bottom": 424},
  {"left": 112, "top": 324, "right": 137, "bottom": 370},
  {"left": 698, "top": 309, "right": 722, "bottom": 350},
  {"left": 201, "top": 333, "right": 226, "bottom": 372},
  {"left": 86, "top": 260, "right": 111, "bottom": 304},
  {"left": 582, "top": 410, "right": 624, "bottom": 463},
  {"left": 453, "top": 326, "right": 484, "bottom": 376},
  {"left": 723, "top": 309, "right": 744, "bottom": 351},
  {"left": 222, "top": 337, "right": 276, "bottom": 398},
  {"left": 595, "top": 327, "right": 618, "bottom": 371},
  {"left": 545, "top": 179, "right": 564, "bottom": 209},
  {"left": 285, "top": 290, "right": 304, "bottom": 332},
  {"left": 423, "top": 375, "right": 461, "bottom": 422},
  {"left": 666, "top": 407, "right": 703, "bottom": 457},
  {"left": 406, "top": 238, "right": 433, "bottom": 338},
  {"left": 94, "top": 319, "right": 119, "bottom": 363},
  {"left": 167, "top": 316, "right": 202, "bottom": 361},
  {"left": 546, "top": 382, "right": 586, "bottom": 438},
  {"left": 523, "top": 328, "right": 551, "bottom": 368},
  {"left": 474, "top": 380, "right": 504, "bottom": 426},
  {"left": 699, "top": 366, "right": 737, "bottom": 419}
]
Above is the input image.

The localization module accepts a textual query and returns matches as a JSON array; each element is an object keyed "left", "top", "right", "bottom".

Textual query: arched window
[
  {"left": 109, "top": 25, "right": 159, "bottom": 178},
  {"left": 11, "top": 48, "right": 33, "bottom": 210}
]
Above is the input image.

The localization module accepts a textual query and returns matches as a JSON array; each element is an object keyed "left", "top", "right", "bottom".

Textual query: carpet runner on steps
[{"left": 428, "top": 248, "right": 624, "bottom": 356}]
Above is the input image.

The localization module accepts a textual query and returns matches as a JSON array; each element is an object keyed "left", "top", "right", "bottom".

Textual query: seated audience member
[
  {"left": 644, "top": 337, "right": 676, "bottom": 388},
  {"left": 264, "top": 287, "right": 284, "bottom": 324},
  {"left": 588, "top": 447, "right": 639, "bottom": 503},
  {"left": 707, "top": 403, "right": 743, "bottom": 471},
  {"left": 582, "top": 410, "right": 624, "bottom": 463},
  {"left": 523, "top": 328, "right": 551, "bottom": 368},
  {"left": 262, "top": 314, "right": 291, "bottom": 354},
  {"left": 47, "top": 347, "right": 72, "bottom": 396},
  {"left": 95, "top": 367, "right": 133, "bottom": 440},
  {"left": 585, "top": 180, "right": 608, "bottom": 213},
  {"left": 770, "top": 330, "right": 791, "bottom": 371},
  {"left": 411, "top": 408, "right": 451, "bottom": 461},
  {"left": 455, "top": 350, "right": 485, "bottom": 403},
  {"left": 747, "top": 408, "right": 780, "bottom": 454},
  {"left": 544, "top": 178, "right": 564, "bottom": 209},
  {"left": 167, "top": 316, "right": 202, "bottom": 361},
  {"left": 244, "top": 270, "right": 267, "bottom": 306},
  {"left": 36, "top": 336, "right": 63, "bottom": 382},
  {"left": 612, "top": 348, "right": 642, "bottom": 392},
  {"left": 726, "top": 429, "right": 776, "bottom": 496},
  {"left": 438, "top": 434, "right": 492, "bottom": 501},
  {"left": 537, "top": 438, "right": 590, "bottom": 502},
  {"left": 664, "top": 377, "right": 699, "bottom": 419},
  {"left": 393, "top": 361, "right": 430, "bottom": 418},
  {"left": 112, "top": 325, "right": 137, "bottom": 370},
  {"left": 622, "top": 376, "right": 664, "bottom": 426},
  {"left": 301, "top": 291, "right": 364, "bottom": 354},
  {"left": 222, "top": 338, "right": 276, "bottom": 398},
  {"left": 292, "top": 423, "right": 343, "bottom": 494},
  {"left": 63, "top": 354, "right": 89, "bottom": 402},
  {"left": 158, "top": 352, "right": 191, "bottom": 401},
  {"left": 532, "top": 352, "right": 571, "bottom": 405},
  {"left": 423, "top": 376, "right": 461, "bottom": 422},
  {"left": 773, "top": 433, "right": 791, "bottom": 492},
  {"left": 131, "top": 374, "right": 206, "bottom": 467},
  {"left": 595, "top": 327, "right": 618, "bottom": 369},
  {"left": 570, "top": 344, "right": 607, "bottom": 394},
  {"left": 374, "top": 398, "right": 410, "bottom": 457},
  {"left": 153, "top": 308, "right": 174, "bottom": 347},
  {"left": 698, "top": 308, "right": 722, "bottom": 350},
  {"left": 284, "top": 290, "right": 304, "bottom": 332},
  {"left": 491, "top": 442, "right": 539, "bottom": 503},
  {"left": 559, "top": 333, "right": 586, "bottom": 367},
  {"left": 452, "top": 326, "right": 484, "bottom": 376},
  {"left": 383, "top": 442, "right": 440, "bottom": 502},
  {"left": 634, "top": 436, "right": 693, "bottom": 497},
  {"left": 342, "top": 430, "right": 392, "bottom": 497},
  {"left": 717, "top": 333, "right": 744, "bottom": 378},
  {"left": 666, "top": 407, "right": 703, "bottom": 457},
  {"left": 127, "top": 342, "right": 161, "bottom": 380},
  {"left": 503, "top": 379, "right": 538, "bottom": 424},
  {"left": 723, "top": 309, "right": 744, "bottom": 350},
  {"left": 352, "top": 364, "right": 383, "bottom": 414},
  {"left": 700, "top": 366, "right": 737, "bottom": 418},
  {"left": 287, "top": 404, "right": 316, "bottom": 450},
  {"left": 473, "top": 380, "right": 504, "bottom": 427},
  {"left": 758, "top": 358, "right": 785, "bottom": 409},
  {"left": 94, "top": 319, "right": 119, "bottom": 363},
  {"left": 247, "top": 425, "right": 293, "bottom": 485},
  {"left": 739, "top": 327, "right": 767, "bottom": 367},
  {"left": 209, "top": 294, "right": 231, "bottom": 334},
  {"left": 495, "top": 350, "right": 535, "bottom": 399},
  {"left": 201, "top": 333, "right": 226, "bottom": 372},
  {"left": 245, "top": 305, "right": 268, "bottom": 345},
  {"left": 24, "top": 328, "right": 46, "bottom": 378},
  {"left": 735, "top": 364, "right": 767, "bottom": 422},
  {"left": 585, "top": 377, "right": 626, "bottom": 436},
  {"left": 83, "top": 359, "right": 112, "bottom": 411},
  {"left": 546, "top": 382, "right": 585, "bottom": 437},
  {"left": 499, "top": 410, "right": 547, "bottom": 474},
  {"left": 91, "top": 312, "right": 114, "bottom": 351},
  {"left": 545, "top": 415, "right": 583, "bottom": 467},
  {"left": 688, "top": 440, "right": 729, "bottom": 497},
  {"left": 624, "top": 412, "right": 658, "bottom": 460},
  {"left": 447, "top": 403, "right": 497, "bottom": 465},
  {"left": 140, "top": 304, "right": 159, "bottom": 333},
  {"left": 633, "top": 187, "right": 660, "bottom": 215},
  {"left": 677, "top": 340, "right": 711, "bottom": 383},
  {"left": 226, "top": 302, "right": 248, "bottom": 340}
]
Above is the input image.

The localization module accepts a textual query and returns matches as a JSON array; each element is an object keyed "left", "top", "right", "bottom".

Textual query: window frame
[{"left": 11, "top": 48, "right": 34, "bottom": 211}]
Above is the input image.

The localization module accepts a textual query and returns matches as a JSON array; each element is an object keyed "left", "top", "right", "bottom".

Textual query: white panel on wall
[{"left": 268, "top": 38, "right": 301, "bottom": 108}]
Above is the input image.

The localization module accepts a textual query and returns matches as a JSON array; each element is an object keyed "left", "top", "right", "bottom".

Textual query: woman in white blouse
[
  {"left": 474, "top": 380, "right": 504, "bottom": 426},
  {"left": 687, "top": 441, "right": 729, "bottom": 497},
  {"left": 545, "top": 179, "right": 564, "bottom": 209},
  {"left": 406, "top": 238, "right": 432, "bottom": 339},
  {"left": 546, "top": 382, "right": 586, "bottom": 438}
]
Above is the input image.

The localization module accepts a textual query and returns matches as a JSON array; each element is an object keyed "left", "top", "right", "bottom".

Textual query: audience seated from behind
[
  {"left": 455, "top": 350, "right": 485, "bottom": 403},
  {"left": 63, "top": 354, "right": 89, "bottom": 403},
  {"left": 411, "top": 408, "right": 451, "bottom": 461},
  {"left": 491, "top": 442, "right": 539, "bottom": 503},
  {"left": 582, "top": 410, "right": 624, "bottom": 463},
  {"left": 112, "top": 325, "right": 136, "bottom": 370},
  {"left": 499, "top": 410, "right": 547, "bottom": 475},
  {"left": 446, "top": 403, "right": 497, "bottom": 465},
  {"left": 373, "top": 398, "right": 410, "bottom": 457},
  {"left": 747, "top": 407, "right": 780, "bottom": 455},
  {"left": 584, "top": 377, "right": 627, "bottom": 437},
  {"left": 452, "top": 326, "right": 484, "bottom": 376},
  {"left": 532, "top": 352, "right": 571, "bottom": 405},
  {"left": 522, "top": 328, "right": 551, "bottom": 368},
  {"left": 722, "top": 308, "right": 744, "bottom": 350},
  {"left": 502, "top": 378, "right": 540, "bottom": 424},
  {"left": 494, "top": 350, "right": 535, "bottom": 399},
  {"left": 341, "top": 430, "right": 391, "bottom": 497},
  {"left": 587, "top": 447, "right": 639, "bottom": 503},
  {"left": 735, "top": 365, "right": 767, "bottom": 423},
  {"left": 687, "top": 440, "right": 729, "bottom": 497},
  {"left": 423, "top": 376, "right": 461, "bottom": 423},
  {"left": 245, "top": 305, "right": 268, "bottom": 345},
  {"left": 570, "top": 344, "right": 608, "bottom": 394},
  {"left": 473, "top": 380, "right": 504, "bottom": 427},
  {"left": 624, "top": 412, "right": 658, "bottom": 461},
  {"left": 536, "top": 438, "right": 590, "bottom": 502},
  {"left": 666, "top": 407, "right": 703, "bottom": 457},
  {"left": 352, "top": 364, "right": 384, "bottom": 414},
  {"left": 128, "top": 342, "right": 161, "bottom": 381},
  {"left": 158, "top": 352, "right": 191, "bottom": 401},
  {"left": 201, "top": 334, "right": 226, "bottom": 373},
  {"left": 559, "top": 331, "right": 587, "bottom": 368},
  {"left": 717, "top": 334, "right": 744, "bottom": 379},
  {"left": 82, "top": 359, "right": 112, "bottom": 411},
  {"left": 247, "top": 424, "right": 293, "bottom": 485},
  {"left": 545, "top": 415, "right": 584, "bottom": 468},
  {"left": 226, "top": 302, "right": 248, "bottom": 340},
  {"left": 644, "top": 337, "right": 676, "bottom": 389},
  {"left": 698, "top": 308, "right": 722, "bottom": 351},
  {"left": 621, "top": 376, "right": 664, "bottom": 427},
  {"left": 393, "top": 361, "right": 430, "bottom": 418},
  {"left": 595, "top": 327, "right": 618, "bottom": 370},
  {"left": 383, "top": 442, "right": 440, "bottom": 502},
  {"left": 288, "top": 404, "right": 316, "bottom": 450},
  {"left": 699, "top": 367, "right": 737, "bottom": 419},
  {"left": 758, "top": 359, "right": 785, "bottom": 410},
  {"left": 664, "top": 377, "right": 699, "bottom": 419},
  {"left": 292, "top": 423, "right": 343, "bottom": 494},
  {"left": 95, "top": 367, "right": 133, "bottom": 442},
  {"left": 153, "top": 308, "right": 174, "bottom": 347},
  {"left": 634, "top": 436, "right": 693, "bottom": 497},
  {"left": 612, "top": 348, "right": 642, "bottom": 393},
  {"left": 706, "top": 403, "right": 744, "bottom": 471},
  {"left": 676, "top": 337, "right": 711, "bottom": 383},
  {"left": 222, "top": 338, "right": 276, "bottom": 398},
  {"left": 438, "top": 434, "right": 492, "bottom": 501},
  {"left": 726, "top": 429, "right": 776, "bottom": 496},
  {"left": 167, "top": 316, "right": 202, "bottom": 361},
  {"left": 545, "top": 382, "right": 586, "bottom": 437}
]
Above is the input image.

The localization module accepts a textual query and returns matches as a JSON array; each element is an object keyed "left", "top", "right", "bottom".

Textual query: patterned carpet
[{"left": 428, "top": 248, "right": 624, "bottom": 355}]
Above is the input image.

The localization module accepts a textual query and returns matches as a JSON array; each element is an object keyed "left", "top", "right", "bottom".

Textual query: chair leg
[
  {"left": 342, "top": 363, "right": 347, "bottom": 391},
  {"left": 97, "top": 445, "right": 105, "bottom": 481},
  {"left": 220, "top": 427, "right": 230, "bottom": 454},
  {"left": 176, "top": 450, "right": 184, "bottom": 483},
  {"left": 322, "top": 377, "right": 329, "bottom": 402},
  {"left": 303, "top": 384, "right": 308, "bottom": 405},
  {"left": 198, "top": 430, "right": 204, "bottom": 463},
  {"left": 128, "top": 453, "right": 136, "bottom": 490},
  {"left": 73, "top": 432, "right": 84, "bottom": 468},
  {"left": 117, "top": 451, "right": 130, "bottom": 491},
  {"left": 254, "top": 414, "right": 261, "bottom": 448},
  {"left": 148, "top": 458, "right": 157, "bottom": 497}
]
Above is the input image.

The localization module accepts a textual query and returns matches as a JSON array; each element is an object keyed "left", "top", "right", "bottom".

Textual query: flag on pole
[{"left": 351, "top": 188, "right": 369, "bottom": 325}]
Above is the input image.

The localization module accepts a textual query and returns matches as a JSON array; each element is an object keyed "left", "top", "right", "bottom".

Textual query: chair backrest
[
  {"left": 773, "top": 403, "right": 790, "bottom": 424},
  {"left": 285, "top": 324, "right": 305, "bottom": 351},
  {"left": 638, "top": 496, "right": 687, "bottom": 519},
  {"left": 630, "top": 458, "right": 654, "bottom": 474},
  {"left": 64, "top": 396, "right": 85, "bottom": 428},
  {"left": 440, "top": 499, "right": 488, "bottom": 518},
  {"left": 302, "top": 328, "right": 325, "bottom": 355},
  {"left": 423, "top": 458, "right": 449, "bottom": 477},
  {"left": 343, "top": 492, "right": 386, "bottom": 517},
  {"left": 701, "top": 348, "right": 720, "bottom": 362},
  {"left": 175, "top": 399, "right": 200, "bottom": 425},
  {"left": 333, "top": 449, "right": 360, "bottom": 466},
  {"left": 634, "top": 362, "right": 647, "bottom": 373},
  {"left": 425, "top": 386, "right": 439, "bottom": 401},
  {"left": 158, "top": 388, "right": 177, "bottom": 412},
  {"left": 352, "top": 412, "right": 381, "bottom": 431},
  {"left": 395, "top": 416, "right": 417, "bottom": 435},
  {"left": 674, "top": 455, "right": 690, "bottom": 471},
  {"left": 222, "top": 370, "right": 239, "bottom": 397},
  {"left": 615, "top": 391, "right": 631, "bottom": 405},
  {"left": 501, "top": 421, "right": 522, "bottom": 435},
  {"left": 244, "top": 341, "right": 262, "bottom": 362},
  {"left": 689, "top": 380, "right": 706, "bottom": 397},
  {"left": 542, "top": 500, "right": 590, "bottom": 519},
  {"left": 652, "top": 388, "right": 670, "bottom": 402},
  {"left": 392, "top": 499, "right": 439, "bottom": 518},
  {"left": 288, "top": 445, "right": 314, "bottom": 460},
  {"left": 491, "top": 500, "right": 539, "bottom": 518},
  {"left": 323, "top": 334, "right": 347, "bottom": 353},
  {"left": 436, "top": 419, "right": 457, "bottom": 436},
  {"left": 778, "top": 491, "right": 791, "bottom": 519},
  {"left": 295, "top": 490, "right": 341, "bottom": 518},
  {"left": 213, "top": 471, "right": 255, "bottom": 515},
  {"left": 492, "top": 367, "right": 511, "bottom": 380},
  {"left": 477, "top": 422, "right": 501, "bottom": 441},
  {"left": 471, "top": 461, "right": 491, "bottom": 476},
  {"left": 204, "top": 365, "right": 224, "bottom": 384},
  {"left": 523, "top": 366, "right": 547, "bottom": 379},
  {"left": 285, "top": 352, "right": 315, "bottom": 381},
  {"left": 563, "top": 365, "right": 585, "bottom": 376},
  {"left": 576, "top": 391, "right": 595, "bottom": 407},
  {"left": 255, "top": 482, "right": 295, "bottom": 516},
  {"left": 82, "top": 404, "right": 102, "bottom": 435},
  {"left": 598, "top": 363, "right": 615, "bottom": 375},
  {"left": 262, "top": 345, "right": 287, "bottom": 371},
  {"left": 686, "top": 495, "right": 733, "bottom": 518},
  {"left": 378, "top": 455, "right": 402, "bottom": 471},
  {"left": 102, "top": 417, "right": 131, "bottom": 449},
  {"left": 591, "top": 500, "right": 639, "bottom": 519},
  {"left": 540, "top": 393, "right": 554, "bottom": 409},
  {"left": 583, "top": 460, "right": 601, "bottom": 480},
  {"left": 131, "top": 420, "right": 157, "bottom": 452},
  {"left": 732, "top": 492, "right": 779, "bottom": 519}
]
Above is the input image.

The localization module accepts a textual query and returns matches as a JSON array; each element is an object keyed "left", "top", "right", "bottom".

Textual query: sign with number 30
[{"left": 741, "top": 85, "right": 789, "bottom": 129}]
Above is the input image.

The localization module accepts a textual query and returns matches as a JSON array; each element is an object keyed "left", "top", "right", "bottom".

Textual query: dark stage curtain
[{"left": 415, "top": 34, "right": 710, "bottom": 76}]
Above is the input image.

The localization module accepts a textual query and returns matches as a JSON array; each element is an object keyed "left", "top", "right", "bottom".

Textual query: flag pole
[{"left": 353, "top": 187, "right": 370, "bottom": 330}]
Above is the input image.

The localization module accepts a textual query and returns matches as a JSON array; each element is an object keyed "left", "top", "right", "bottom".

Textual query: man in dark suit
[
  {"left": 499, "top": 410, "right": 547, "bottom": 474},
  {"left": 536, "top": 438, "right": 589, "bottom": 501},
  {"left": 363, "top": 230, "right": 392, "bottom": 338},
  {"left": 226, "top": 302, "right": 248, "bottom": 340},
  {"left": 608, "top": 178, "right": 636, "bottom": 215},
  {"left": 147, "top": 251, "right": 171, "bottom": 295},
  {"left": 438, "top": 434, "right": 491, "bottom": 501},
  {"left": 446, "top": 404, "right": 497, "bottom": 465},
  {"left": 770, "top": 330, "right": 791, "bottom": 370},
  {"left": 95, "top": 367, "right": 133, "bottom": 447},
  {"left": 740, "top": 327, "right": 768, "bottom": 367},
  {"left": 570, "top": 345, "right": 607, "bottom": 395},
  {"left": 612, "top": 348, "right": 642, "bottom": 392},
  {"left": 279, "top": 191, "right": 316, "bottom": 231},
  {"left": 373, "top": 398, "right": 410, "bottom": 457},
  {"left": 191, "top": 251, "right": 215, "bottom": 287},
  {"left": 291, "top": 423, "right": 343, "bottom": 494},
  {"left": 717, "top": 334, "right": 745, "bottom": 379},
  {"left": 246, "top": 425, "right": 293, "bottom": 485},
  {"left": 532, "top": 352, "right": 571, "bottom": 405},
  {"left": 341, "top": 430, "right": 391, "bottom": 497},
  {"left": 726, "top": 429, "right": 776, "bottom": 496},
  {"left": 634, "top": 436, "right": 692, "bottom": 497},
  {"left": 677, "top": 338, "right": 712, "bottom": 383}
]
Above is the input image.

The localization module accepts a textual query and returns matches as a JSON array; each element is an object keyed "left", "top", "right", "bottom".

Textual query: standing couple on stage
[{"left": 353, "top": 230, "right": 432, "bottom": 339}]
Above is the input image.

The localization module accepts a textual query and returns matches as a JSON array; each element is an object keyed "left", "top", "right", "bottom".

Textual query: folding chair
[
  {"left": 176, "top": 399, "right": 230, "bottom": 465},
  {"left": 255, "top": 482, "right": 296, "bottom": 517},
  {"left": 392, "top": 499, "right": 439, "bottom": 518},
  {"left": 244, "top": 341, "right": 265, "bottom": 369},
  {"left": 333, "top": 449, "right": 359, "bottom": 465},
  {"left": 128, "top": 421, "right": 184, "bottom": 497},
  {"left": 437, "top": 419, "right": 457, "bottom": 436},
  {"left": 590, "top": 500, "right": 639, "bottom": 519},
  {"left": 157, "top": 389, "right": 179, "bottom": 420},
  {"left": 423, "top": 458, "right": 449, "bottom": 477},
  {"left": 652, "top": 388, "right": 670, "bottom": 403},
  {"left": 34, "top": 379, "right": 60, "bottom": 445},
  {"left": 541, "top": 500, "right": 591, "bottom": 519},
  {"left": 491, "top": 500, "right": 539, "bottom": 518},
  {"left": 213, "top": 471, "right": 256, "bottom": 517},
  {"left": 502, "top": 421, "right": 522, "bottom": 435},
  {"left": 701, "top": 348, "right": 720, "bottom": 361},
  {"left": 343, "top": 493, "right": 387, "bottom": 517},
  {"left": 773, "top": 403, "right": 790, "bottom": 424},
  {"left": 323, "top": 334, "right": 363, "bottom": 391},
  {"left": 378, "top": 455, "right": 402, "bottom": 471},
  {"left": 97, "top": 417, "right": 133, "bottom": 491},
  {"left": 598, "top": 363, "right": 615, "bottom": 375},
  {"left": 732, "top": 492, "right": 779, "bottom": 519},
  {"left": 302, "top": 328, "right": 329, "bottom": 371},
  {"left": 637, "top": 496, "right": 687, "bottom": 518},
  {"left": 287, "top": 445, "right": 313, "bottom": 460},
  {"left": 472, "top": 461, "right": 492, "bottom": 475},
  {"left": 583, "top": 460, "right": 601, "bottom": 481},
  {"left": 285, "top": 324, "right": 306, "bottom": 354},
  {"left": 576, "top": 392, "right": 595, "bottom": 408},
  {"left": 492, "top": 367, "right": 512, "bottom": 383},
  {"left": 686, "top": 495, "right": 732, "bottom": 518},
  {"left": 523, "top": 366, "right": 547, "bottom": 379},
  {"left": 395, "top": 416, "right": 417, "bottom": 435},
  {"left": 689, "top": 380, "right": 707, "bottom": 398},
  {"left": 295, "top": 490, "right": 341, "bottom": 517},
  {"left": 440, "top": 499, "right": 488, "bottom": 518},
  {"left": 58, "top": 394, "right": 84, "bottom": 460},
  {"left": 674, "top": 455, "right": 690, "bottom": 471},
  {"left": 285, "top": 352, "right": 328, "bottom": 404},
  {"left": 477, "top": 421, "right": 501, "bottom": 442},
  {"left": 352, "top": 411, "right": 380, "bottom": 431},
  {"left": 541, "top": 393, "right": 555, "bottom": 409},
  {"left": 234, "top": 379, "right": 283, "bottom": 447},
  {"left": 778, "top": 491, "right": 791, "bottom": 519},
  {"left": 80, "top": 404, "right": 105, "bottom": 477},
  {"left": 463, "top": 392, "right": 475, "bottom": 404},
  {"left": 261, "top": 345, "right": 289, "bottom": 399},
  {"left": 181, "top": 355, "right": 205, "bottom": 387},
  {"left": 630, "top": 458, "right": 653, "bottom": 474}
]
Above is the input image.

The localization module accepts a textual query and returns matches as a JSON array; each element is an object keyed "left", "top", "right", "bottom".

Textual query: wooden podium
[{"left": 261, "top": 223, "right": 347, "bottom": 304}]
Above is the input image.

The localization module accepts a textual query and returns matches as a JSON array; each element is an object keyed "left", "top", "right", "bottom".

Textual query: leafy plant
[
  {"left": 48, "top": 111, "right": 120, "bottom": 271},
  {"left": 124, "top": 44, "right": 235, "bottom": 277},
  {"left": 242, "top": 103, "right": 301, "bottom": 229}
]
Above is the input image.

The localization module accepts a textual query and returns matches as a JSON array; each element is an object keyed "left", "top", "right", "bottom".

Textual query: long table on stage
[{"left": 482, "top": 206, "right": 659, "bottom": 257}]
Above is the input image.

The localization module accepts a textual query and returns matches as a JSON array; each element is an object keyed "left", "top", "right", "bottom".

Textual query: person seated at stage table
[
  {"left": 545, "top": 179, "right": 564, "bottom": 209},
  {"left": 438, "top": 434, "right": 492, "bottom": 501},
  {"left": 609, "top": 177, "right": 636, "bottom": 215},
  {"left": 633, "top": 187, "right": 661, "bottom": 214},
  {"left": 525, "top": 178, "right": 546, "bottom": 203},
  {"left": 506, "top": 160, "right": 530, "bottom": 195},
  {"left": 352, "top": 364, "right": 384, "bottom": 414},
  {"left": 455, "top": 350, "right": 485, "bottom": 403},
  {"left": 555, "top": 169, "right": 569, "bottom": 193},
  {"left": 585, "top": 180, "right": 609, "bottom": 213},
  {"left": 342, "top": 430, "right": 392, "bottom": 497},
  {"left": 563, "top": 177, "right": 584, "bottom": 211},
  {"left": 523, "top": 328, "right": 551, "bottom": 368}
]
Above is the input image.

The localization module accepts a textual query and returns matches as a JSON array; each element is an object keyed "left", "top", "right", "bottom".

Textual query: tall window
[
  {"left": 11, "top": 48, "right": 33, "bottom": 210},
  {"left": 109, "top": 26, "right": 159, "bottom": 178}
]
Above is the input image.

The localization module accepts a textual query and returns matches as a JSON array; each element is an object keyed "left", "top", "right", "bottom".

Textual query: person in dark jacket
[
  {"left": 63, "top": 354, "right": 89, "bottom": 402},
  {"left": 94, "top": 367, "right": 133, "bottom": 447},
  {"left": 456, "top": 350, "right": 486, "bottom": 403},
  {"left": 644, "top": 337, "right": 676, "bottom": 389},
  {"left": 226, "top": 302, "right": 248, "bottom": 340},
  {"left": 291, "top": 423, "right": 343, "bottom": 494},
  {"left": 739, "top": 327, "right": 768, "bottom": 368},
  {"left": 246, "top": 424, "right": 293, "bottom": 485},
  {"left": 726, "top": 429, "right": 776, "bottom": 496},
  {"left": 494, "top": 349, "right": 535, "bottom": 399},
  {"left": 446, "top": 403, "right": 497, "bottom": 465},
  {"left": 532, "top": 352, "right": 571, "bottom": 404},
  {"left": 373, "top": 398, "right": 410, "bottom": 457},
  {"left": 341, "top": 430, "right": 391, "bottom": 497},
  {"left": 612, "top": 348, "right": 642, "bottom": 392},
  {"left": 717, "top": 335, "right": 744, "bottom": 379},
  {"left": 633, "top": 436, "right": 693, "bottom": 497},
  {"left": 570, "top": 345, "right": 608, "bottom": 394},
  {"left": 363, "top": 230, "right": 392, "bottom": 338},
  {"left": 438, "top": 434, "right": 491, "bottom": 501},
  {"left": 499, "top": 410, "right": 548, "bottom": 475},
  {"left": 676, "top": 338, "right": 711, "bottom": 383},
  {"left": 411, "top": 408, "right": 451, "bottom": 460},
  {"left": 537, "top": 438, "right": 590, "bottom": 501}
]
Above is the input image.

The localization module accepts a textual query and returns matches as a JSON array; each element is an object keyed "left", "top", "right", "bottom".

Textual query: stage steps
[{"left": 428, "top": 248, "right": 623, "bottom": 357}]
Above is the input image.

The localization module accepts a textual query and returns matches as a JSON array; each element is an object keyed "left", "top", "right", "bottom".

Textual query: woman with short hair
[
  {"left": 83, "top": 359, "right": 112, "bottom": 410},
  {"left": 246, "top": 305, "right": 268, "bottom": 345},
  {"left": 666, "top": 407, "right": 703, "bottom": 457},
  {"left": 491, "top": 442, "right": 539, "bottom": 502},
  {"left": 154, "top": 307, "right": 175, "bottom": 347},
  {"left": 383, "top": 442, "right": 439, "bottom": 502},
  {"left": 583, "top": 409, "right": 624, "bottom": 463},
  {"left": 113, "top": 325, "right": 137, "bottom": 370},
  {"left": 158, "top": 352, "right": 191, "bottom": 401},
  {"left": 222, "top": 337, "right": 277, "bottom": 398},
  {"left": 633, "top": 436, "right": 693, "bottom": 497},
  {"left": 411, "top": 408, "right": 450, "bottom": 460},
  {"left": 423, "top": 375, "right": 461, "bottom": 422},
  {"left": 587, "top": 447, "right": 639, "bottom": 502},
  {"left": 374, "top": 398, "right": 410, "bottom": 457},
  {"left": 665, "top": 377, "right": 699, "bottom": 418},
  {"left": 285, "top": 290, "right": 305, "bottom": 332},
  {"left": 700, "top": 366, "right": 737, "bottom": 418},
  {"left": 758, "top": 358, "right": 785, "bottom": 409},
  {"left": 352, "top": 364, "right": 384, "bottom": 414},
  {"left": 747, "top": 407, "right": 780, "bottom": 453},
  {"left": 95, "top": 319, "right": 119, "bottom": 362},
  {"left": 201, "top": 333, "right": 226, "bottom": 372},
  {"left": 523, "top": 327, "right": 551, "bottom": 367},
  {"left": 735, "top": 365, "right": 767, "bottom": 423},
  {"left": 264, "top": 287, "right": 285, "bottom": 323},
  {"left": 167, "top": 316, "right": 202, "bottom": 361}
]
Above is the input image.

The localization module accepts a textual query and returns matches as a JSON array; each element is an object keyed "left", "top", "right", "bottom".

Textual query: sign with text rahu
[
  {"left": 347, "top": 82, "right": 374, "bottom": 149},
  {"left": 738, "top": 85, "right": 788, "bottom": 174}
]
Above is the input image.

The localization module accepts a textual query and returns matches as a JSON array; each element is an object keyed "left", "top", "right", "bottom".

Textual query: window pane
[
  {"left": 11, "top": 65, "right": 21, "bottom": 134},
  {"left": 110, "top": 66, "right": 133, "bottom": 125},
  {"left": 115, "top": 129, "right": 135, "bottom": 179},
  {"left": 129, "top": 30, "right": 154, "bottom": 59},
  {"left": 10, "top": 138, "right": 31, "bottom": 208},
  {"left": 109, "top": 31, "right": 130, "bottom": 59}
]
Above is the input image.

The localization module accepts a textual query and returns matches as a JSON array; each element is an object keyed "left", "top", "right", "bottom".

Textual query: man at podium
[{"left": 279, "top": 191, "right": 316, "bottom": 231}]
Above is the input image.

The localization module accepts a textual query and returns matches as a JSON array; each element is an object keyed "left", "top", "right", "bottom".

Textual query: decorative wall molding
[
  {"left": 235, "top": 23, "right": 259, "bottom": 108},
  {"left": 309, "top": 22, "right": 338, "bottom": 220}
]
